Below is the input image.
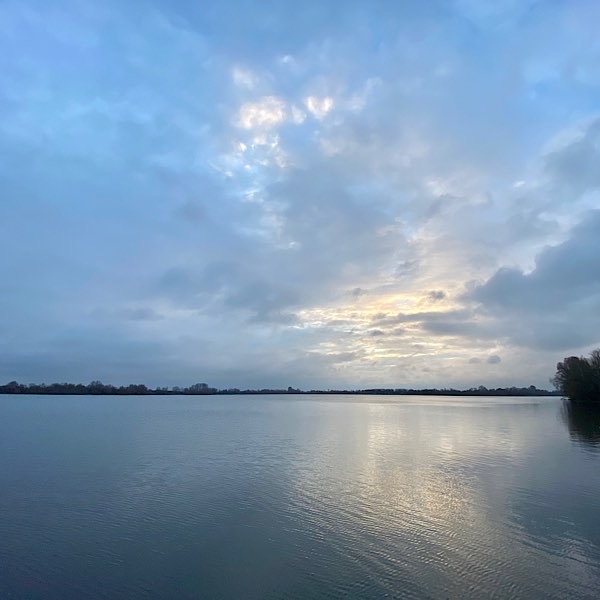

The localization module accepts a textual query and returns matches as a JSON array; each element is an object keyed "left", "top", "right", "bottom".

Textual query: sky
[{"left": 1, "top": 0, "right": 600, "bottom": 390}]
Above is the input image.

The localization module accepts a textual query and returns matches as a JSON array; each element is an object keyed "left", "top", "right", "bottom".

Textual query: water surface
[{"left": 1, "top": 394, "right": 599, "bottom": 599}]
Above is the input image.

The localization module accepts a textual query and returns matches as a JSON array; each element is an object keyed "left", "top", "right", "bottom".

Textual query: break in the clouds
[{"left": 1, "top": 0, "right": 600, "bottom": 389}]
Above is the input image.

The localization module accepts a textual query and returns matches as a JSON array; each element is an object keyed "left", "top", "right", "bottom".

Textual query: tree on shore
[{"left": 553, "top": 350, "right": 600, "bottom": 403}]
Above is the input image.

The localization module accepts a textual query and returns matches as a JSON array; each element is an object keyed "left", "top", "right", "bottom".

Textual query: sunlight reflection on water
[{"left": 0, "top": 394, "right": 599, "bottom": 599}]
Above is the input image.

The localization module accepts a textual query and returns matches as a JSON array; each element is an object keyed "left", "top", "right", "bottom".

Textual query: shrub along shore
[{"left": 554, "top": 349, "right": 600, "bottom": 403}]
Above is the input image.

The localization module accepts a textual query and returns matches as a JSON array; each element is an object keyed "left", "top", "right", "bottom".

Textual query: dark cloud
[
  {"left": 421, "top": 318, "right": 483, "bottom": 338},
  {"left": 471, "top": 211, "right": 600, "bottom": 312},
  {"left": 469, "top": 211, "right": 600, "bottom": 350},
  {"left": 369, "top": 329, "right": 385, "bottom": 337},
  {"left": 349, "top": 287, "right": 367, "bottom": 298},
  {"left": 428, "top": 290, "right": 446, "bottom": 301}
]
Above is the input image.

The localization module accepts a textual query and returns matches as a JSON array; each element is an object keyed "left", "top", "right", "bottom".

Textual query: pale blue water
[{"left": 0, "top": 394, "right": 599, "bottom": 599}]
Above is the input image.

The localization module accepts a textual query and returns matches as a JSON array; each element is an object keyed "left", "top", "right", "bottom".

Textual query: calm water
[{"left": 1, "top": 395, "right": 599, "bottom": 599}]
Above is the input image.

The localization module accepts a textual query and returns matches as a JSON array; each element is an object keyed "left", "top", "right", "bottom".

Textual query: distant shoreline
[{"left": 0, "top": 381, "right": 561, "bottom": 397}]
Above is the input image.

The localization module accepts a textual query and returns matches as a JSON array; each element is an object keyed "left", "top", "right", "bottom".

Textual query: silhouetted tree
[{"left": 554, "top": 350, "right": 600, "bottom": 403}]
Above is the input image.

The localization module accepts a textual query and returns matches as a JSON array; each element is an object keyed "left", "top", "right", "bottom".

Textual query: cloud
[
  {"left": 471, "top": 211, "right": 600, "bottom": 312},
  {"left": 544, "top": 118, "right": 600, "bottom": 196},
  {"left": 1, "top": 0, "right": 599, "bottom": 389},
  {"left": 369, "top": 329, "right": 385, "bottom": 337},
  {"left": 236, "top": 96, "right": 287, "bottom": 130},
  {"left": 349, "top": 287, "right": 367, "bottom": 298},
  {"left": 304, "top": 350, "right": 364, "bottom": 365},
  {"left": 304, "top": 96, "right": 334, "bottom": 120},
  {"left": 232, "top": 66, "right": 259, "bottom": 89},
  {"left": 469, "top": 211, "right": 600, "bottom": 350},
  {"left": 428, "top": 290, "right": 446, "bottom": 301},
  {"left": 372, "top": 309, "right": 473, "bottom": 328}
]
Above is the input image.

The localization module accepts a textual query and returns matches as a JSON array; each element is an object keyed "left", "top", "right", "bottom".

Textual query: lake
[{"left": 0, "top": 394, "right": 599, "bottom": 599}]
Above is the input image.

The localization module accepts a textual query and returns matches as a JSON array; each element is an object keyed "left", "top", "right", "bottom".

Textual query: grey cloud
[
  {"left": 222, "top": 279, "right": 300, "bottom": 323},
  {"left": 156, "top": 262, "right": 301, "bottom": 324},
  {"left": 368, "top": 308, "right": 488, "bottom": 341},
  {"left": 349, "top": 287, "right": 367, "bottom": 298},
  {"left": 370, "top": 314, "right": 405, "bottom": 327},
  {"left": 471, "top": 211, "right": 600, "bottom": 313},
  {"left": 151, "top": 156, "right": 413, "bottom": 327},
  {"left": 501, "top": 211, "right": 559, "bottom": 245},
  {"left": 369, "top": 329, "right": 385, "bottom": 337},
  {"left": 372, "top": 309, "right": 473, "bottom": 327},
  {"left": 272, "top": 168, "right": 404, "bottom": 272},
  {"left": 421, "top": 319, "right": 484, "bottom": 338},
  {"left": 544, "top": 119, "right": 600, "bottom": 196},
  {"left": 325, "top": 319, "right": 356, "bottom": 327},
  {"left": 395, "top": 260, "right": 419, "bottom": 279},
  {"left": 507, "top": 316, "right": 599, "bottom": 352},
  {"left": 467, "top": 355, "right": 501, "bottom": 365},
  {"left": 469, "top": 211, "right": 600, "bottom": 350},
  {"left": 428, "top": 290, "right": 446, "bottom": 301},
  {"left": 304, "top": 350, "right": 363, "bottom": 365}
]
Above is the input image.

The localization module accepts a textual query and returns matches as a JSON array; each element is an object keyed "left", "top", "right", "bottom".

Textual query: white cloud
[
  {"left": 236, "top": 96, "right": 287, "bottom": 130},
  {"left": 304, "top": 96, "right": 334, "bottom": 120}
]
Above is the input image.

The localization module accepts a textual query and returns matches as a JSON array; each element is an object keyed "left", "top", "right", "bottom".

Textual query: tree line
[
  {"left": 0, "top": 380, "right": 559, "bottom": 396},
  {"left": 0, "top": 381, "right": 217, "bottom": 395}
]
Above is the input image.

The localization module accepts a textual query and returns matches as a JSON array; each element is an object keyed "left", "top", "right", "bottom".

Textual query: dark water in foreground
[{"left": 1, "top": 395, "right": 599, "bottom": 599}]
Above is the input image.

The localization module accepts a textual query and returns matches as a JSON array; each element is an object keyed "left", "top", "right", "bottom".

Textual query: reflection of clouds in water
[
  {"left": 287, "top": 397, "right": 600, "bottom": 597},
  {"left": 3, "top": 395, "right": 600, "bottom": 598}
]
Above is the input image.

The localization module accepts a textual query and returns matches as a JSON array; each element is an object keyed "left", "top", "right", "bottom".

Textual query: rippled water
[{"left": 1, "top": 395, "right": 599, "bottom": 599}]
